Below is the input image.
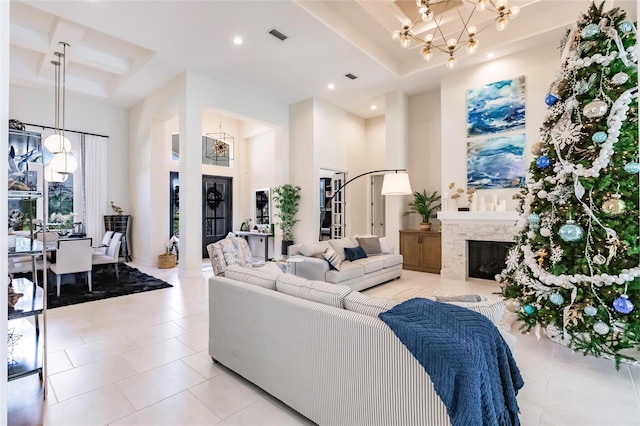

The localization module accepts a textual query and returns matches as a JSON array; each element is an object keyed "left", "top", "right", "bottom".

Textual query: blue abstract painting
[
  {"left": 467, "top": 134, "right": 526, "bottom": 189},
  {"left": 466, "top": 76, "right": 526, "bottom": 137}
]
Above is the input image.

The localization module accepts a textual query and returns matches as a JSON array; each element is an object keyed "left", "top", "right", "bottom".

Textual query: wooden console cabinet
[{"left": 399, "top": 230, "right": 442, "bottom": 274}]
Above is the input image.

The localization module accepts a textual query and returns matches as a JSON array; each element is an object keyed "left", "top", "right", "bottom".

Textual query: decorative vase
[
  {"left": 419, "top": 222, "right": 432, "bottom": 231},
  {"left": 281, "top": 240, "right": 294, "bottom": 255}
]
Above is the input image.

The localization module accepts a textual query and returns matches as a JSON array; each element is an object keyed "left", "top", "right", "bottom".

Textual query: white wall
[
  {"left": 407, "top": 89, "right": 441, "bottom": 229},
  {"left": 9, "top": 84, "right": 129, "bottom": 212},
  {"left": 439, "top": 44, "right": 559, "bottom": 210}
]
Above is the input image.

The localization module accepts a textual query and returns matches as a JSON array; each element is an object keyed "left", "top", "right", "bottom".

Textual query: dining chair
[
  {"left": 49, "top": 238, "right": 93, "bottom": 297},
  {"left": 92, "top": 232, "right": 122, "bottom": 280},
  {"left": 94, "top": 230, "right": 114, "bottom": 255}
]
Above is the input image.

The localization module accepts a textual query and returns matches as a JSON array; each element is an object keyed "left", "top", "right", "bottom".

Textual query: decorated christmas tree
[{"left": 500, "top": 2, "right": 638, "bottom": 366}]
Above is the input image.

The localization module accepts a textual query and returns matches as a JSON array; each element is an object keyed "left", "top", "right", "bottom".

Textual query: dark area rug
[{"left": 43, "top": 264, "right": 173, "bottom": 309}]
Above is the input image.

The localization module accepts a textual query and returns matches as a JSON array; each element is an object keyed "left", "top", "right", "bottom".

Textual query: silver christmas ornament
[
  {"left": 612, "top": 72, "right": 629, "bottom": 85},
  {"left": 593, "top": 253, "right": 606, "bottom": 265},
  {"left": 593, "top": 321, "right": 610, "bottom": 335},
  {"left": 581, "top": 23, "right": 600, "bottom": 39},
  {"left": 583, "top": 100, "right": 609, "bottom": 118},
  {"left": 602, "top": 195, "right": 625, "bottom": 215}
]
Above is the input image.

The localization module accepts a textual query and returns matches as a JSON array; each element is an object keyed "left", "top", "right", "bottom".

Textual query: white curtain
[{"left": 83, "top": 134, "right": 108, "bottom": 246}]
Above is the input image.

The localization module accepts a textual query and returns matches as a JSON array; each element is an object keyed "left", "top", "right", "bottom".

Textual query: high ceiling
[{"left": 9, "top": 0, "right": 638, "bottom": 119}]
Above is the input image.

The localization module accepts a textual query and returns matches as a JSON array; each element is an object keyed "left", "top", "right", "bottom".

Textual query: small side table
[{"left": 285, "top": 256, "right": 304, "bottom": 275}]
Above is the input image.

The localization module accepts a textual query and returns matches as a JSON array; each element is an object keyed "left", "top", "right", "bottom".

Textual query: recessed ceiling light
[
  {"left": 233, "top": 36, "right": 243, "bottom": 45},
  {"left": 370, "top": 104, "right": 377, "bottom": 110},
  {"left": 328, "top": 83, "right": 335, "bottom": 90},
  {"left": 486, "top": 52, "right": 495, "bottom": 58}
]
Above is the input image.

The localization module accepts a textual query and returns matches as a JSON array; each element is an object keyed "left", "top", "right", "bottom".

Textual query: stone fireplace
[{"left": 437, "top": 211, "right": 519, "bottom": 281}]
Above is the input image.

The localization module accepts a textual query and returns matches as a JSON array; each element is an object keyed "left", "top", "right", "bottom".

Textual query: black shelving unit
[
  {"left": 8, "top": 278, "right": 44, "bottom": 381},
  {"left": 104, "top": 215, "right": 132, "bottom": 261}
]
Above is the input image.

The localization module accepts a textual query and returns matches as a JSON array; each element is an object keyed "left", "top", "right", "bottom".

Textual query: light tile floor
[{"left": 7, "top": 262, "right": 640, "bottom": 426}]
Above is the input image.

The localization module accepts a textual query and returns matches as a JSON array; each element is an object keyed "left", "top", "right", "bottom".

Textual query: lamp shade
[
  {"left": 44, "top": 165, "right": 68, "bottom": 183},
  {"left": 49, "top": 152, "right": 78, "bottom": 174},
  {"left": 381, "top": 172, "right": 412, "bottom": 195},
  {"left": 43, "top": 134, "right": 71, "bottom": 154}
]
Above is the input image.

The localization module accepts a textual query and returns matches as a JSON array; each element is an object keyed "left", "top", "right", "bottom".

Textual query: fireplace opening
[{"left": 468, "top": 240, "right": 513, "bottom": 280}]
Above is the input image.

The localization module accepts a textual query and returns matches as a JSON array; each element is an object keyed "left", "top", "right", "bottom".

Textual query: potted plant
[
  {"left": 272, "top": 184, "right": 302, "bottom": 255},
  {"left": 405, "top": 190, "right": 441, "bottom": 231}
]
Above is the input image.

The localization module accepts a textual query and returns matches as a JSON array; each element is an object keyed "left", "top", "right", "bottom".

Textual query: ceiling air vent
[
  {"left": 345, "top": 73, "right": 358, "bottom": 80},
  {"left": 268, "top": 28, "right": 288, "bottom": 41}
]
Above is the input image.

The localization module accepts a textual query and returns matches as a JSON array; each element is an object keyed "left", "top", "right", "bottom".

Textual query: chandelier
[
  {"left": 44, "top": 41, "right": 78, "bottom": 180},
  {"left": 205, "top": 115, "right": 233, "bottom": 161},
  {"left": 392, "top": 0, "right": 520, "bottom": 68}
]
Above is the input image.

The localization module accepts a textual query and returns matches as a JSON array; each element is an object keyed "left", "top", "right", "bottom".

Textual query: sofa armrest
[{"left": 294, "top": 256, "right": 329, "bottom": 281}]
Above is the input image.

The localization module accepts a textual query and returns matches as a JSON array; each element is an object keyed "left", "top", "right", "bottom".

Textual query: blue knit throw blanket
[{"left": 379, "top": 298, "right": 524, "bottom": 426}]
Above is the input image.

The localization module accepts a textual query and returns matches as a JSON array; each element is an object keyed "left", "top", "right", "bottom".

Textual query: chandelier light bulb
[
  {"left": 43, "top": 134, "right": 71, "bottom": 154},
  {"left": 477, "top": 0, "right": 486, "bottom": 11},
  {"left": 467, "top": 38, "right": 478, "bottom": 54},
  {"left": 447, "top": 38, "right": 457, "bottom": 48},
  {"left": 419, "top": 6, "right": 427, "bottom": 14},
  {"left": 422, "top": 9, "right": 433, "bottom": 21},
  {"left": 401, "top": 35, "right": 411, "bottom": 48},
  {"left": 425, "top": 33, "right": 434, "bottom": 42},
  {"left": 49, "top": 151, "right": 78, "bottom": 174},
  {"left": 467, "top": 26, "right": 477, "bottom": 37},
  {"left": 447, "top": 56, "right": 456, "bottom": 69},
  {"left": 509, "top": 6, "right": 520, "bottom": 18},
  {"left": 415, "top": 0, "right": 422, "bottom": 6},
  {"left": 422, "top": 47, "right": 433, "bottom": 60},
  {"left": 44, "top": 165, "right": 67, "bottom": 183},
  {"left": 496, "top": 16, "right": 508, "bottom": 31},
  {"left": 496, "top": 0, "right": 508, "bottom": 8},
  {"left": 392, "top": 30, "right": 401, "bottom": 41}
]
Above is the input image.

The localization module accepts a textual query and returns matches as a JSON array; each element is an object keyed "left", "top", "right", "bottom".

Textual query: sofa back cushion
[
  {"left": 276, "top": 274, "right": 352, "bottom": 308},
  {"left": 298, "top": 242, "right": 331, "bottom": 258},
  {"left": 225, "top": 264, "right": 283, "bottom": 290},
  {"left": 328, "top": 237, "right": 358, "bottom": 261},
  {"left": 344, "top": 291, "right": 399, "bottom": 317}
]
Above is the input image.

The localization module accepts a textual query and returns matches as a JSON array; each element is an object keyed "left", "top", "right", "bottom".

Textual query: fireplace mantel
[{"left": 437, "top": 211, "right": 519, "bottom": 280}]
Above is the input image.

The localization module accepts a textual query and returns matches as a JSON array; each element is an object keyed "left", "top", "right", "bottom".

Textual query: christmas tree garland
[{"left": 500, "top": 2, "right": 638, "bottom": 367}]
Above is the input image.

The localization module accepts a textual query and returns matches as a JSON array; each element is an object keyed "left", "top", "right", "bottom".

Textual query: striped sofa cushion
[
  {"left": 344, "top": 291, "right": 399, "bottom": 317},
  {"left": 225, "top": 264, "right": 282, "bottom": 290},
  {"left": 276, "top": 274, "right": 352, "bottom": 308},
  {"left": 444, "top": 297, "right": 506, "bottom": 325},
  {"left": 323, "top": 247, "right": 342, "bottom": 270}
]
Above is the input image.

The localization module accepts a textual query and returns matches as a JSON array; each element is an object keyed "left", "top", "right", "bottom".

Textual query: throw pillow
[
  {"left": 435, "top": 294, "right": 482, "bottom": 303},
  {"left": 357, "top": 236, "right": 382, "bottom": 255},
  {"left": 207, "top": 243, "right": 226, "bottom": 276},
  {"left": 323, "top": 247, "right": 342, "bottom": 271},
  {"left": 344, "top": 291, "right": 399, "bottom": 317},
  {"left": 328, "top": 237, "right": 358, "bottom": 261},
  {"left": 378, "top": 237, "right": 392, "bottom": 254},
  {"left": 344, "top": 246, "right": 367, "bottom": 262}
]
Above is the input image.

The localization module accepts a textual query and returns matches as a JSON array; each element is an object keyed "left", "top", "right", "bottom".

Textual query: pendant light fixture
[{"left": 45, "top": 42, "right": 78, "bottom": 176}]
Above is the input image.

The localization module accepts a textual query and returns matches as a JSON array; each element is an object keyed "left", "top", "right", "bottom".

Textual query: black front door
[{"left": 202, "top": 175, "right": 232, "bottom": 257}]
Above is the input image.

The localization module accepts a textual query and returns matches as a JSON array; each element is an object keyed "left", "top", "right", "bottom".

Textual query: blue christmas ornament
[
  {"left": 528, "top": 213, "right": 540, "bottom": 224},
  {"left": 523, "top": 304, "right": 536, "bottom": 315},
  {"left": 591, "top": 131, "right": 607, "bottom": 144},
  {"left": 584, "top": 306, "right": 597, "bottom": 316},
  {"left": 624, "top": 162, "right": 640, "bottom": 174},
  {"left": 549, "top": 293, "right": 564, "bottom": 305},
  {"left": 613, "top": 295, "right": 634, "bottom": 314},
  {"left": 545, "top": 93, "right": 559, "bottom": 107},
  {"left": 618, "top": 21, "right": 633, "bottom": 33},
  {"left": 536, "top": 155, "right": 551, "bottom": 169},
  {"left": 559, "top": 220, "right": 584, "bottom": 242},
  {"left": 581, "top": 23, "right": 600, "bottom": 39}
]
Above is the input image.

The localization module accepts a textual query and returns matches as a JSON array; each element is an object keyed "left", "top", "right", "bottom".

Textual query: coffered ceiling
[{"left": 8, "top": 0, "right": 638, "bottom": 119}]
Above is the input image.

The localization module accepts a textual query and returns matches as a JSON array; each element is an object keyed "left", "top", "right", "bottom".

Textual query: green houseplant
[
  {"left": 405, "top": 190, "right": 441, "bottom": 231},
  {"left": 272, "top": 184, "right": 302, "bottom": 254}
]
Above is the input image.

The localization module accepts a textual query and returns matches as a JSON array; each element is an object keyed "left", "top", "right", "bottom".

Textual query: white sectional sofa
[
  {"left": 208, "top": 265, "right": 514, "bottom": 425},
  {"left": 288, "top": 236, "right": 402, "bottom": 291},
  {"left": 209, "top": 269, "right": 451, "bottom": 426}
]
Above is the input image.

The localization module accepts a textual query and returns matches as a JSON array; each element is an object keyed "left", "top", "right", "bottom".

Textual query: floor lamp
[{"left": 319, "top": 169, "right": 413, "bottom": 241}]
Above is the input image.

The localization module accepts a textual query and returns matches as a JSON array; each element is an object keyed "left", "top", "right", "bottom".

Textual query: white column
[
  {"left": 178, "top": 81, "right": 204, "bottom": 279},
  {"left": 1, "top": 0, "right": 9, "bottom": 417},
  {"left": 384, "top": 91, "right": 410, "bottom": 252}
]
